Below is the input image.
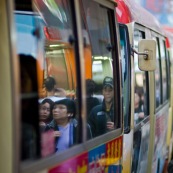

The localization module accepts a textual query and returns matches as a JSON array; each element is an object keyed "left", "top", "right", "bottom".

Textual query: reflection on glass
[
  {"left": 134, "top": 30, "right": 147, "bottom": 125},
  {"left": 88, "top": 77, "right": 115, "bottom": 137},
  {"left": 119, "top": 25, "right": 130, "bottom": 130},
  {"left": 154, "top": 37, "right": 161, "bottom": 107},
  {"left": 160, "top": 39, "right": 168, "bottom": 102},
  {"left": 81, "top": 0, "right": 116, "bottom": 138},
  {"left": 33, "top": 0, "right": 80, "bottom": 156}
]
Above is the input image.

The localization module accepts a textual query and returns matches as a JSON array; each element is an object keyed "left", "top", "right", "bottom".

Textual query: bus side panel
[
  {"left": 167, "top": 107, "right": 173, "bottom": 160},
  {"left": 48, "top": 136, "right": 123, "bottom": 173},
  {"left": 137, "top": 122, "right": 150, "bottom": 173},
  {"left": 122, "top": 131, "right": 133, "bottom": 173},
  {"left": 153, "top": 104, "right": 169, "bottom": 173}
]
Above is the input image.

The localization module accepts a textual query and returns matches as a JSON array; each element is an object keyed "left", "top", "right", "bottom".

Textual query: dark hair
[
  {"left": 86, "top": 79, "right": 96, "bottom": 96},
  {"left": 103, "top": 76, "right": 113, "bottom": 88},
  {"left": 44, "top": 76, "right": 56, "bottom": 92},
  {"left": 54, "top": 98, "right": 76, "bottom": 117},
  {"left": 168, "top": 160, "right": 173, "bottom": 173},
  {"left": 19, "top": 54, "right": 40, "bottom": 160},
  {"left": 41, "top": 98, "right": 54, "bottom": 110},
  {"left": 40, "top": 98, "right": 54, "bottom": 122},
  {"left": 19, "top": 54, "right": 38, "bottom": 92}
]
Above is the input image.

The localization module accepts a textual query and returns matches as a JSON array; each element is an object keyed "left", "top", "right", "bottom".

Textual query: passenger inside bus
[
  {"left": 54, "top": 88, "right": 66, "bottom": 97},
  {"left": 39, "top": 98, "right": 54, "bottom": 132},
  {"left": 44, "top": 76, "right": 56, "bottom": 96},
  {"left": 44, "top": 98, "right": 79, "bottom": 152},
  {"left": 134, "top": 91, "right": 144, "bottom": 125},
  {"left": 40, "top": 76, "right": 66, "bottom": 103},
  {"left": 88, "top": 76, "right": 115, "bottom": 137},
  {"left": 86, "top": 79, "right": 100, "bottom": 116}
]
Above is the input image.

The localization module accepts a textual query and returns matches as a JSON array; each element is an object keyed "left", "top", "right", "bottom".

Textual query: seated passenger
[
  {"left": 39, "top": 98, "right": 54, "bottom": 132},
  {"left": 88, "top": 76, "right": 115, "bottom": 137},
  {"left": 45, "top": 98, "right": 78, "bottom": 152}
]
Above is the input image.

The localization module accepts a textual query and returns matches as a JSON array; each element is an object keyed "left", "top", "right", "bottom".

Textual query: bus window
[
  {"left": 134, "top": 29, "right": 148, "bottom": 126},
  {"left": 154, "top": 37, "right": 162, "bottom": 108},
  {"left": 81, "top": 0, "right": 120, "bottom": 138},
  {"left": 30, "top": 0, "right": 81, "bottom": 157},
  {"left": 34, "top": 0, "right": 77, "bottom": 98},
  {"left": 160, "top": 39, "right": 168, "bottom": 102},
  {"left": 119, "top": 24, "right": 131, "bottom": 133},
  {"left": 132, "top": 28, "right": 149, "bottom": 173}
]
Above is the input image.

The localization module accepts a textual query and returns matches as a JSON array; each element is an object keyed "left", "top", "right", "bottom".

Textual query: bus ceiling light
[
  {"left": 49, "top": 44, "right": 63, "bottom": 47},
  {"left": 93, "top": 56, "right": 111, "bottom": 60}
]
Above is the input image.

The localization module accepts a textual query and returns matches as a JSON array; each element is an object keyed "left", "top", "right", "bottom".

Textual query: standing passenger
[
  {"left": 44, "top": 76, "right": 56, "bottom": 96},
  {"left": 45, "top": 98, "right": 78, "bottom": 152},
  {"left": 134, "top": 91, "right": 144, "bottom": 125},
  {"left": 88, "top": 76, "right": 115, "bottom": 137},
  {"left": 40, "top": 76, "right": 66, "bottom": 102},
  {"left": 39, "top": 98, "right": 54, "bottom": 132},
  {"left": 86, "top": 79, "right": 100, "bottom": 116}
]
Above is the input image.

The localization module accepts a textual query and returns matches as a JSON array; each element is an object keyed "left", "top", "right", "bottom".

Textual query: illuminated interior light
[
  {"left": 49, "top": 44, "right": 63, "bottom": 47},
  {"left": 93, "top": 60, "right": 102, "bottom": 64},
  {"left": 93, "top": 56, "right": 111, "bottom": 60}
]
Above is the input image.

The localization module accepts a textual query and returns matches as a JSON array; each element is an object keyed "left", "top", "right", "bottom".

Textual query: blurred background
[{"left": 135, "top": 0, "right": 173, "bottom": 32}]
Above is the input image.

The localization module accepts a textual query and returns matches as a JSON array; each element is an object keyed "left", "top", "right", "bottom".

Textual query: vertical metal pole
[{"left": 0, "top": 0, "right": 20, "bottom": 173}]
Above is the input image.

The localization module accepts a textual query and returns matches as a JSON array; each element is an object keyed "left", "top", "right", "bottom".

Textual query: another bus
[
  {"left": 116, "top": 0, "right": 172, "bottom": 173},
  {"left": 0, "top": 0, "right": 158, "bottom": 173}
]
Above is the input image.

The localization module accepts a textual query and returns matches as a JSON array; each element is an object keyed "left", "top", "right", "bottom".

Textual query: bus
[
  {"left": 164, "top": 29, "right": 173, "bottom": 162},
  {"left": 1, "top": 0, "right": 124, "bottom": 173},
  {"left": 116, "top": 0, "right": 172, "bottom": 173},
  {"left": 0, "top": 0, "right": 158, "bottom": 173}
]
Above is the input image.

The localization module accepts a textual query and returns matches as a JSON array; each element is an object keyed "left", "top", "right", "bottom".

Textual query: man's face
[
  {"left": 53, "top": 104, "right": 68, "bottom": 120},
  {"left": 102, "top": 86, "right": 114, "bottom": 103}
]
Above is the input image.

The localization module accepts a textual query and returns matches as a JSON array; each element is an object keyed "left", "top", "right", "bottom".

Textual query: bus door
[
  {"left": 151, "top": 35, "right": 170, "bottom": 173},
  {"left": 119, "top": 23, "right": 156, "bottom": 173},
  {"left": 132, "top": 27, "right": 151, "bottom": 173},
  {"left": 119, "top": 24, "right": 132, "bottom": 173}
]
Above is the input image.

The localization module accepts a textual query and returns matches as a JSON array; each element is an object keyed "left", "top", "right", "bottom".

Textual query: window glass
[
  {"left": 154, "top": 37, "right": 162, "bottom": 107},
  {"left": 15, "top": 12, "right": 40, "bottom": 160},
  {"left": 82, "top": 0, "right": 118, "bottom": 138},
  {"left": 132, "top": 29, "right": 149, "bottom": 173},
  {"left": 134, "top": 29, "right": 148, "bottom": 126},
  {"left": 119, "top": 25, "right": 131, "bottom": 131},
  {"left": 160, "top": 39, "right": 168, "bottom": 102},
  {"left": 19, "top": 0, "right": 81, "bottom": 160}
]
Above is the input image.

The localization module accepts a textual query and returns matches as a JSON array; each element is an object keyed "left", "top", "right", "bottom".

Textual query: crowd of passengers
[{"left": 39, "top": 76, "right": 115, "bottom": 153}]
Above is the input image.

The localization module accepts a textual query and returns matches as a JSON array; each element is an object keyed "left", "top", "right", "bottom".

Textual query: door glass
[
  {"left": 18, "top": 0, "right": 81, "bottom": 160},
  {"left": 134, "top": 29, "right": 148, "bottom": 126},
  {"left": 81, "top": 0, "right": 119, "bottom": 138},
  {"left": 119, "top": 24, "right": 131, "bottom": 132},
  {"left": 132, "top": 29, "right": 149, "bottom": 173},
  {"left": 154, "top": 37, "right": 162, "bottom": 108},
  {"left": 160, "top": 39, "right": 168, "bottom": 102}
]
